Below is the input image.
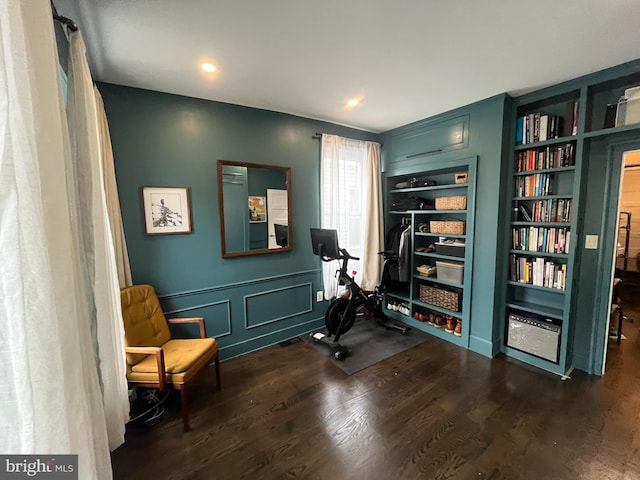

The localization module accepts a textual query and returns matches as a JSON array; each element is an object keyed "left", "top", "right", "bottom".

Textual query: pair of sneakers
[{"left": 387, "top": 301, "right": 410, "bottom": 315}]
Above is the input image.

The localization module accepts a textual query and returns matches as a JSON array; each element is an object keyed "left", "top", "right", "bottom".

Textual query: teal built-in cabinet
[{"left": 380, "top": 95, "right": 512, "bottom": 358}]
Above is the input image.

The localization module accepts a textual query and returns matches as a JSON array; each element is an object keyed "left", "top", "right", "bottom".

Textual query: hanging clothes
[{"left": 398, "top": 224, "right": 412, "bottom": 282}]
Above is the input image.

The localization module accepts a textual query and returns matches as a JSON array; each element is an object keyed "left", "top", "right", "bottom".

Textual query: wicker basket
[
  {"left": 430, "top": 220, "right": 465, "bottom": 235},
  {"left": 419, "top": 284, "right": 462, "bottom": 312},
  {"left": 435, "top": 196, "right": 467, "bottom": 210},
  {"left": 416, "top": 265, "right": 436, "bottom": 276},
  {"left": 454, "top": 172, "right": 468, "bottom": 184}
]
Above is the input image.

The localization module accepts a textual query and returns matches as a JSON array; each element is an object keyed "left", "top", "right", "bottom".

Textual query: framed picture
[
  {"left": 248, "top": 195, "right": 267, "bottom": 223},
  {"left": 141, "top": 186, "right": 192, "bottom": 235}
]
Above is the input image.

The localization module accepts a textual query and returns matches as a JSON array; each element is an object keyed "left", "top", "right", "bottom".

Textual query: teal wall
[
  {"left": 380, "top": 94, "right": 511, "bottom": 358},
  {"left": 99, "top": 83, "right": 378, "bottom": 360}
]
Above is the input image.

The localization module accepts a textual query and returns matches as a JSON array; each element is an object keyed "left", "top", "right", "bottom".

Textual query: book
[
  {"left": 539, "top": 115, "right": 549, "bottom": 142},
  {"left": 519, "top": 204, "right": 532, "bottom": 221},
  {"left": 516, "top": 116, "right": 524, "bottom": 144},
  {"left": 604, "top": 104, "right": 617, "bottom": 129}
]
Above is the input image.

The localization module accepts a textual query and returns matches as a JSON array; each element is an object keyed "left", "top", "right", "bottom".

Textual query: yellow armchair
[{"left": 120, "top": 284, "right": 220, "bottom": 432}]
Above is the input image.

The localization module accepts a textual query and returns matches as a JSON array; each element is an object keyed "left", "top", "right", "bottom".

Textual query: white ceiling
[{"left": 56, "top": 0, "right": 640, "bottom": 133}]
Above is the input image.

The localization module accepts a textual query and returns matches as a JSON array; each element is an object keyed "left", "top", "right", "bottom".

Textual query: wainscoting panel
[
  {"left": 158, "top": 269, "right": 325, "bottom": 360},
  {"left": 244, "top": 282, "right": 312, "bottom": 329},
  {"left": 164, "top": 299, "right": 232, "bottom": 339}
]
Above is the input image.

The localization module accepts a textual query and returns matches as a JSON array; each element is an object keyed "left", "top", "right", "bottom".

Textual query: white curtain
[
  {"left": 0, "top": 1, "right": 126, "bottom": 477},
  {"left": 362, "top": 142, "right": 384, "bottom": 290},
  {"left": 320, "top": 134, "right": 383, "bottom": 298},
  {"left": 95, "top": 87, "right": 133, "bottom": 288},
  {"left": 67, "top": 31, "right": 129, "bottom": 451}
]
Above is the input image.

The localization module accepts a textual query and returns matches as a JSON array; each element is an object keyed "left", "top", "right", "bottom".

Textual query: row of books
[
  {"left": 509, "top": 255, "right": 567, "bottom": 290},
  {"left": 517, "top": 199, "right": 572, "bottom": 223},
  {"left": 515, "top": 101, "right": 578, "bottom": 144},
  {"left": 514, "top": 173, "right": 554, "bottom": 197},
  {"left": 512, "top": 227, "right": 571, "bottom": 254},
  {"left": 514, "top": 143, "right": 576, "bottom": 172}
]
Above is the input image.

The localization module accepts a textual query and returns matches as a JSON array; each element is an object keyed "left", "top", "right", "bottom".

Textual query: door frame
[{"left": 592, "top": 138, "right": 640, "bottom": 374}]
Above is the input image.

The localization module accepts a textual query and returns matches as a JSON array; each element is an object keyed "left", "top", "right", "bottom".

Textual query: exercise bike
[{"left": 310, "top": 228, "right": 410, "bottom": 360}]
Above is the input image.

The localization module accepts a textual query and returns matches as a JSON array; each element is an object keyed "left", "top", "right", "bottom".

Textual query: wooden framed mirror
[{"left": 217, "top": 160, "right": 292, "bottom": 258}]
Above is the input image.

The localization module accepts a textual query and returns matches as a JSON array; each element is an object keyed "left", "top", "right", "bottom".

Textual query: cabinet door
[{"left": 387, "top": 114, "right": 469, "bottom": 171}]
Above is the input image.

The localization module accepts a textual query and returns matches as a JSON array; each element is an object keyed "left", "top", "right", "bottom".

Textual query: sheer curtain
[
  {"left": 320, "top": 134, "right": 383, "bottom": 298},
  {"left": 95, "top": 87, "right": 133, "bottom": 288},
  {"left": 67, "top": 30, "right": 129, "bottom": 451},
  {"left": 0, "top": 1, "right": 126, "bottom": 477}
]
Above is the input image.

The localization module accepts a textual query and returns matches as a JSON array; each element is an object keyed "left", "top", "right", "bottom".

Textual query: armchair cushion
[
  {"left": 121, "top": 285, "right": 172, "bottom": 365},
  {"left": 128, "top": 338, "right": 218, "bottom": 385}
]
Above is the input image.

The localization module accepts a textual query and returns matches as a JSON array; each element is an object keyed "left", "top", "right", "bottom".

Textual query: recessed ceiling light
[
  {"left": 347, "top": 98, "right": 360, "bottom": 107},
  {"left": 201, "top": 63, "right": 217, "bottom": 73}
]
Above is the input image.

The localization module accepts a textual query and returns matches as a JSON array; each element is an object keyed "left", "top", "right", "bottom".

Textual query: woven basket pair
[
  {"left": 430, "top": 220, "right": 465, "bottom": 235},
  {"left": 435, "top": 196, "right": 467, "bottom": 210}
]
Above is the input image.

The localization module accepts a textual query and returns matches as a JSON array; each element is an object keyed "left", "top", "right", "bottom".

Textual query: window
[{"left": 320, "top": 135, "right": 382, "bottom": 297}]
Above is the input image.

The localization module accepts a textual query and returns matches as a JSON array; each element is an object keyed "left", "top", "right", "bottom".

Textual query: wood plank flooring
[{"left": 112, "top": 305, "right": 640, "bottom": 480}]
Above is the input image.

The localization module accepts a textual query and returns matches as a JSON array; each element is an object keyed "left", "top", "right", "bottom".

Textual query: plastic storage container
[{"left": 435, "top": 260, "right": 464, "bottom": 284}]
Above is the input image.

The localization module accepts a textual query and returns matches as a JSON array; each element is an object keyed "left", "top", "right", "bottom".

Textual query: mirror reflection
[{"left": 217, "top": 160, "right": 292, "bottom": 258}]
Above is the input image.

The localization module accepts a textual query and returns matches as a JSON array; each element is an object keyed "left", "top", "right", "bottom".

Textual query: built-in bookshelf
[
  {"left": 502, "top": 88, "right": 581, "bottom": 376},
  {"left": 499, "top": 61, "right": 640, "bottom": 377}
]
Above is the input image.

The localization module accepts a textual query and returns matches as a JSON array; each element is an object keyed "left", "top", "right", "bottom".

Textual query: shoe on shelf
[
  {"left": 434, "top": 314, "right": 446, "bottom": 328},
  {"left": 427, "top": 312, "right": 436, "bottom": 325},
  {"left": 445, "top": 315, "right": 456, "bottom": 333},
  {"left": 454, "top": 319, "right": 462, "bottom": 336}
]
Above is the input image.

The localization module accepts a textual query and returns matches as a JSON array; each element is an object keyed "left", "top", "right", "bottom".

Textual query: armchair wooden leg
[
  {"left": 214, "top": 354, "right": 221, "bottom": 391},
  {"left": 180, "top": 386, "right": 190, "bottom": 432}
]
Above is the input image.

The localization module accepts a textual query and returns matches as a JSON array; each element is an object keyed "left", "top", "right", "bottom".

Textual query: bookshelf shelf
[
  {"left": 508, "top": 249, "right": 568, "bottom": 259},
  {"left": 416, "top": 252, "right": 465, "bottom": 262},
  {"left": 513, "top": 195, "right": 574, "bottom": 201},
  {"left": 512, "top": 221, "right": 571, "bottom": 227},
  {"left": 513, "top": 166, "right": 576, "bottom": 176},
  {"left": 389, "top": 183, "right": 468, "bottom": 194},
  {"left": 505, "top": 300, "right": 564, "bottom": 320},
  {"left": 514, "top": 135, "right": 577, "bottom": 150},
  {"left": 415, "top": 232, "right": 466, "bottom": 240},
  {"left": 507, "top": 281, "right": 566, "bottom": 294},
  {"left": 414, "top": 274, "right": 463, "bottom": 288},
  {"left": 583, "top": 123, "right": 640, "bottom": 138}
]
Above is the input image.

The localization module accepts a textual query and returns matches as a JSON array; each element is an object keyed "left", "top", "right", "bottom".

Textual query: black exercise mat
[{"left": 301, "top": 319, "right": 429, "bottom": 375}]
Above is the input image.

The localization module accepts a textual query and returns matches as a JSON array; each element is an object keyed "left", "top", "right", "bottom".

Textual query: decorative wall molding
[
  {"left": 157, "top": 268, "right": 320, "bottom": 300},
  {"left": 244, "top": 282, "right": 313, "bottom": 329},
  {"left": 163, "top": 299, "right": 232, "bottom": 337}
]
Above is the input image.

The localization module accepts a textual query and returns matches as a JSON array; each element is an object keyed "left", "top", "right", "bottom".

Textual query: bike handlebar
[
  {"left": 319, "top": 247, "right": 359, "bottom": 262},
  {"left": 340, "top": 248, "right": 359, "bottom": 261}
]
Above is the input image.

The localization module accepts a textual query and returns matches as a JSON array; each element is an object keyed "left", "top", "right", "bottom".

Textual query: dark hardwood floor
[{"left": 112, "top": 305, "right": 640, "bottom": 480}]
